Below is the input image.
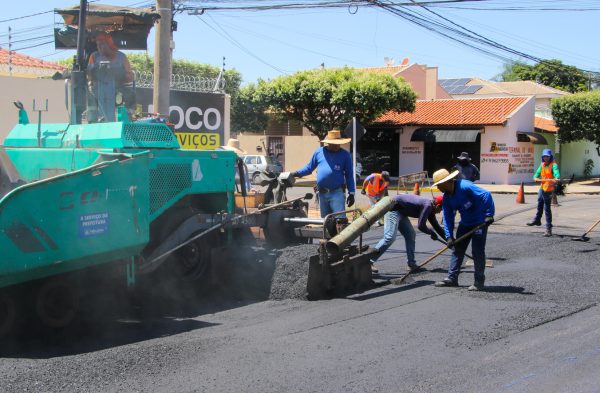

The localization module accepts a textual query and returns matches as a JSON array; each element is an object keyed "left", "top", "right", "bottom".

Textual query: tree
[
  {"left": 551, "top": 91, "right": 600, "bottom": 148},
  {"left": 256, "top": 67, "right": 417, "bottom": 139},
  {"left": 495, "top": 59, "right": 589, "bottom": 93},
  {"left": 231, "top": 82, "right": 269, "bottom": 133}
]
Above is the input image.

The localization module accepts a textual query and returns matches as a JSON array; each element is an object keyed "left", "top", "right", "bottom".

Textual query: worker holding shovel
[
  {"left": 432, "top": 169, "right": 495, "bottom": 291},
  {"left": 369, "top": 194, "right": 446, "bottom": 273}
]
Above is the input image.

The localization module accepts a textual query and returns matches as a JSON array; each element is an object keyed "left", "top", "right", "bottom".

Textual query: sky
[{"left": 2, "top": 1, "right": 600, "bottom": 85}]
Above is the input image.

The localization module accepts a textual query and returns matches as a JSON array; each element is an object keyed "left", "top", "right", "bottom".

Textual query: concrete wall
[
  {"left": 0, "top": 76, "right": 68, "bottom": 142},
  {"left": 559, "top": 140, "right": 600, "bottom": 178},
  {"left": 480, "top": 97, "right": 536, "bottom": 184},
  {"left": 237, "top": 133, "right": 321, "bottom": 179},
  {"left": 398, "top": 126, "right": 425, "bottom": 176}
]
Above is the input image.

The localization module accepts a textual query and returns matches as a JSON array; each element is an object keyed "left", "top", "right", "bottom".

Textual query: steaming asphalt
[{"left": 2, "top": 193, "right": 600, "bottom": 392}]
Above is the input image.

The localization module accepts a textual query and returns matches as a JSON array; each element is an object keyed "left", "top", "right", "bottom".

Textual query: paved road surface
[{"left": 1, "top": 193, "right": 599, "bottom": 392}]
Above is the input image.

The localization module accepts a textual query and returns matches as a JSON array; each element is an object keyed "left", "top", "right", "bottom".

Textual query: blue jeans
[
  {"left": 447, "top": 223, "right": 488, "bottom": 284},
  {"left": 319, "top": 189, "right": 346, "bottom": 218},
  {"left": 533, "top": 189, "right": 553, "bottom": 229},
  {"left": 372, "top": 211, "right": 416, "bottom": 266}
]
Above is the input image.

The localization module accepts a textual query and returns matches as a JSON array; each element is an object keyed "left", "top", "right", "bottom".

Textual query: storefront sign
[
  {"left": 401, "top": 146, "right": 422, "bottom": 155},
  {"left": 136, "top": 88, "right": 225, "bottom": 150},
  {"left": 508, "top": 146, "right": 534, "bottom": 174}
]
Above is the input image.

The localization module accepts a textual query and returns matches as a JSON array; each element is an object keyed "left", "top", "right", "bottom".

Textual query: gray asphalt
[{"left": 1, "top": 192, "right": 600, "bottom": 393}]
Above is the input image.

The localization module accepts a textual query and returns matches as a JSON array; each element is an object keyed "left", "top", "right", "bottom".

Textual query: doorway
[{"left": 423, "top": 135, "right": 481, "bottom": 176}]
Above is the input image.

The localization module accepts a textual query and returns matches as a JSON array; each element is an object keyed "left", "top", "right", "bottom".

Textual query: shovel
[
  {"left": 571, "top": 216, "right": 600, "bottom": 242},
  {"left": 394, "top": 221, "right": 489, "bottom": 285},
  {"left": 435, "top": 238, "right": 494, "bottom": 268}
]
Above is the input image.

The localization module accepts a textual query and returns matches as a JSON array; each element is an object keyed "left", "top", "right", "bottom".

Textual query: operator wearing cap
[
  {"left": 432, "top": 168, "right": 495, "bottom": 291},
  {"left": 370, "top": 194, "right": 445, "bottom": 273},
  {"left": 292, "top": 130, "right": 356, "bottom": 218},
  {"left": 87, "top": 32, "right": 134, "bottom": 122}
]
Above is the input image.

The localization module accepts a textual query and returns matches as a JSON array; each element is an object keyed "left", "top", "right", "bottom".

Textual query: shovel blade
[{"left": 571, "top": 236, "right": 590, "bottom": 242}]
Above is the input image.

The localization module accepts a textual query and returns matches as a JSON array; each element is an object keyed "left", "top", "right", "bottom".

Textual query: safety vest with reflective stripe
[
  {"left": 364, "top": 173, "right": 389, "bottom": 197},
  {"left": 540, "top": 162, "right": 557, "bottom": 192}
]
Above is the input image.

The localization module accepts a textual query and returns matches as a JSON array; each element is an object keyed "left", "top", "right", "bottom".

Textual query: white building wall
[
  {"left": 480, "top": 97, "right": 536, "bottom": 184},
  {"left": 398, "top": 126, "right": 424, "bottom": 176}
]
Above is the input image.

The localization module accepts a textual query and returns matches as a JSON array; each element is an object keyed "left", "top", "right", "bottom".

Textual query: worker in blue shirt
[
  {"left": 431, "top": 168, "right": 495, "bottom": 291},
  {"left": 293, "top": 130, "right": 356, "bottom": 218}
]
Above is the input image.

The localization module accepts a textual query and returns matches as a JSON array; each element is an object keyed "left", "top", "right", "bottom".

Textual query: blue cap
[{"left": 541, "top": 148, "right": 554, "bottom": 162}]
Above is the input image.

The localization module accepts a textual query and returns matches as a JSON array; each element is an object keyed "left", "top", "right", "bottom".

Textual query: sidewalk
[{"left": 294, "top": 178, "right": 600, "bottom": 195}]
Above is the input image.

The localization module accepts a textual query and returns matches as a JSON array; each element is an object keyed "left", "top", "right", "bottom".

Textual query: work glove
[
  {"left": 485, "top": 216, "right": 495, "bottom": 225},
  {"left": 446, "top": 237, "right": 456, "bottom": 249},
  {"left": 346, "top": 193, "right": 355, "bottom": 207},
  {"left": 291, "top": 171, "right": 299, "bottom": 178},
  {"left": 361, "top": 189, "right": 366, "bottom": 195},
  {"left": 430, "top": 233, "right": 439, "bottom": 241}
]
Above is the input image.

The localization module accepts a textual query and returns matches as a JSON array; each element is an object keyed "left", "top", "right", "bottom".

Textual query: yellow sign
[{"left": 176, "top": 132, "right": 221, "bottom": 150}]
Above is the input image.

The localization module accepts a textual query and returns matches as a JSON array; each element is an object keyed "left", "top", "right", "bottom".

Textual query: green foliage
[
  {"left": 255, "top": 67, "right": 416, "bottom": 139},
  {"left": 584, "top": 159, "right": 594, "bottom": 177},
  {"left": 552, "top": 90, "right": 600, "bottom": 146},
  {"left": 231, "top": 82, "right": 270, "bottom": 133},
  {"left": 496, "top": 59, "right": 589, "bottom": 93}
]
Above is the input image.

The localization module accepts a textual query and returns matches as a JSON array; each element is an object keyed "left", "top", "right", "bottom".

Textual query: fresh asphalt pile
[{"left": 268, "top": 243, "right": 319, "bottom": 300}]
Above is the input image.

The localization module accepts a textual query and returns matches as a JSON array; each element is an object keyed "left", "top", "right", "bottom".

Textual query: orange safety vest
[
  {"left": 364, "top": 173, "right": 389, "bottom": 197},
  {"left": 540, "top": 162, "right": 557, "bottom": 192}
]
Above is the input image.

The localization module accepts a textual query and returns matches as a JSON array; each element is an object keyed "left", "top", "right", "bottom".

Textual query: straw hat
[
  {"left": 322, "top": 130, "right": 351, "bottom": 145},
  {"left": 221, "top": 138, "right": 247, "bottom": 155},
  {"left": 432, "top": 168, "right": 460, "bottom": 187}
]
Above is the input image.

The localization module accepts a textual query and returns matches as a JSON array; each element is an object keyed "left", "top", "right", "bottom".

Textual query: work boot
[
  {"left": 434, "top": 278, "right": 458, "bottom": 287},
  {"left": 468, "top": 282, "right": 484, "bottom": 291},
  {"left": 544, "top": 228, "right": 552, "bottom": 237},
  {"left": 407, "top": 264, "right": 422, "bottom": 272},
  {"left": 526, "top": 220, "right": 542, "bottom": 226}
]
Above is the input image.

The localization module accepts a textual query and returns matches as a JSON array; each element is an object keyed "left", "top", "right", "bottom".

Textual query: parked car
[{"left": 242, "top": 155, "right": 284, "bottom": 184}]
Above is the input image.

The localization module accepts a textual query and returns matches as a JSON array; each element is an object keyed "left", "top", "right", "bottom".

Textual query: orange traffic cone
[
  {"left": 413, "top": 182, "right": 421, "bottom": 195},
  {"left": 516, "top": 182, "right": 525, "bottom": 204}
]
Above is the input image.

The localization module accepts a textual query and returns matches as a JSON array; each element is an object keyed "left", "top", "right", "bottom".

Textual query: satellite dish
[
  {"left": 400, "top": 57, "right": 410, "bottom": 66},
  {"left": 384, "top": 57, "right": 395, "bottom": 66}
]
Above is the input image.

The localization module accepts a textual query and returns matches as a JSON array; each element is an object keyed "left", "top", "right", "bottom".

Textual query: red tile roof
[
  {"left": 0, "top": 48, "right": 66, "bottom": 71},
  {"left": 374, "top": 97, "right": 528, "bottom": 127},
  {"left": 534, "top": 116, "right": 558, "bottom": 133}
]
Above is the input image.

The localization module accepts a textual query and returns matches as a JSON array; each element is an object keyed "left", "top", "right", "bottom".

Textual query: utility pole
[
  {"left": 153, "top": 0, "right": 172, "bottom": 117},
  {"left": 8, "top": 26, "right": 12, "bottom": 76},
  {"left": 71, "top": 0, "right": 88, "bottom": 124}
]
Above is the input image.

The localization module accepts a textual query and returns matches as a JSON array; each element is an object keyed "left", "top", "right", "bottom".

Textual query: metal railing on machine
[{"left": 133, "top": 71, "right": 226, "bottom": 93}]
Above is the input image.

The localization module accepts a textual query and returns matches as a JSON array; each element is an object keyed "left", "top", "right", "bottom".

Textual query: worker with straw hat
[
  {"left": 292, "top": 130, "right": 355, "bottom": 220},
  {"left": 432, "top": 168, "right": 495, "bottom": 291}
]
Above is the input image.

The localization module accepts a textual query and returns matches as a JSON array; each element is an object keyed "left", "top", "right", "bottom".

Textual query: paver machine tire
[
  {"left": 0, "top": 291, "right": 17, "bottom": 337},
  {"left": 35, "top": 277, "right": 80, "bottom": 329}
]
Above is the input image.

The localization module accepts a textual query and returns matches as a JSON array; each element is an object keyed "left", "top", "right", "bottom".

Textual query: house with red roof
[
  {"left": 371, "top": 96, "right": 539, "bottom": 185},
  {"left": 0, "top": 48, "right": 66, "bottom": 78}
]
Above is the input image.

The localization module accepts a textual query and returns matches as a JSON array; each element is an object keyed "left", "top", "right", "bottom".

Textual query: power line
[
  {"left": 0, "top": 10, "right": 53, "bottom": 24},
  {"left": 196, "top": 14, "right": 289, "bottom": 75},
  {"left": 13, "top": 40, "right": 54, "bottom": 52}
]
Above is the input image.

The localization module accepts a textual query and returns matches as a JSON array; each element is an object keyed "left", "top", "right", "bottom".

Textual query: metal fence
[{"left": 133, "top": 71, "right": 226, "bottom": 93}]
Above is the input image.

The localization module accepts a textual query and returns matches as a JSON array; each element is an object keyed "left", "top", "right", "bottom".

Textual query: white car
[{"left": 242, "top": 155, "right": 284, "bottom": 184}]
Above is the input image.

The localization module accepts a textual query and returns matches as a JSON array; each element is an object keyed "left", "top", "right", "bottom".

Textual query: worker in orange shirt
[
  {"left": 361, "top": 171, "right": 391, "bottom": 226},
  {"left": 361, "top": 171, "right": 391, "bottom": 205}
]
